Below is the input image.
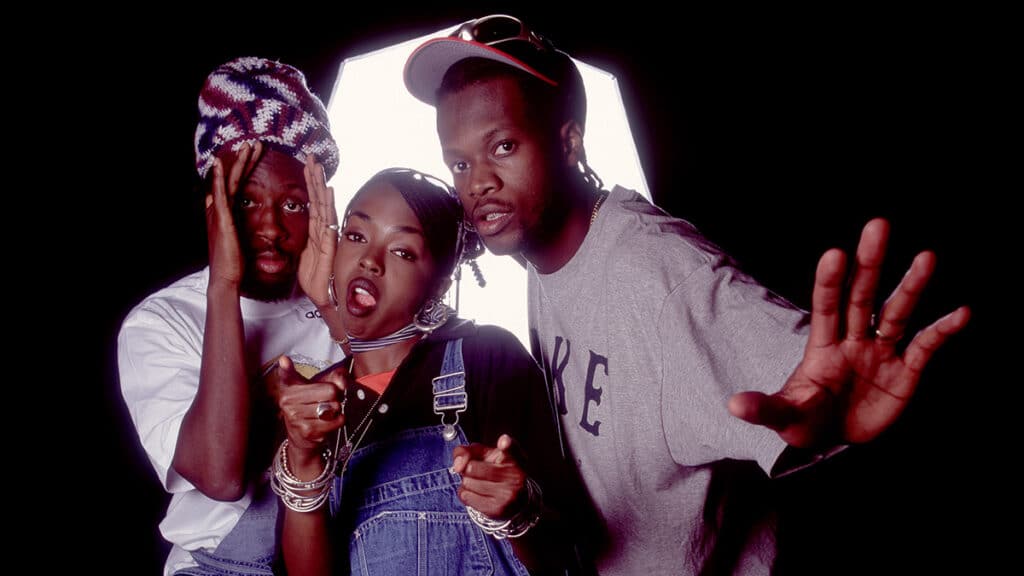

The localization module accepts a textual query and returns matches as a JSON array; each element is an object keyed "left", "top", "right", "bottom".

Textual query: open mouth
[
  {"left": 346, "top": 277, "right": 380, "bottom": 317},
  {"left": 474, "top": 202, "right": 514, "bottom": 237}
]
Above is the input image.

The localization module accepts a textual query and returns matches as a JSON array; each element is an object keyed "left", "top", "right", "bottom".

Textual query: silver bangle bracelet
[
  {"left": 270, "top": 439, "right": 334, "bottom": 512},
  {"left": 273, "top": 439, "right": 334, "bottom": 491},
  {"left": 271, "top": 471, "right": 331, "bottom": 512},
  {"left": 465, "top": 477, "right": 542, "bottom": 539}
]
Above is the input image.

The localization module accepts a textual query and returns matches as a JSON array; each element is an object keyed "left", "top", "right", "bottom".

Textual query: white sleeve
[
  {"left": 117, "top": 303, "right": 202, "bottom": 493},
  {"left": 658, "top": 261, "right": 809, "bottom": 473}
]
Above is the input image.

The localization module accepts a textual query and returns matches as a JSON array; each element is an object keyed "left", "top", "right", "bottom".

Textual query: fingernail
[{"left": 453, "top": 455, "right": 467, "bottom": 473}]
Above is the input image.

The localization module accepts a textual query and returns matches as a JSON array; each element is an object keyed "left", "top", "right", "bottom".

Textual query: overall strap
[{"left": 432, "top": 338, "right": 467, "bottom": 441}]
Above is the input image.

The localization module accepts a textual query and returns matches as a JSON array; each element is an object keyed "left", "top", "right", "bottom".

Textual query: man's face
[
  {"left": 437, "top": 76, "right": 565, "bottom": 258},
  {"left": 227, "top": 148, "right": 310, "bottom": 301}
]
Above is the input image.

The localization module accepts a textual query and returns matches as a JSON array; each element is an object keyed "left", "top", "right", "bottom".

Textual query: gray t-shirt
[{"left": 528, "top": 187, "right": 809, "bottom": 575}]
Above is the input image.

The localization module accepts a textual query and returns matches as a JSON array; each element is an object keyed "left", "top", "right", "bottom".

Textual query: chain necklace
[
  {"left": 335, "top": 360, "right": 385, "bottom": 475},
  {"left": 590, "top": 191, "right": 608, "bottom": 226}
]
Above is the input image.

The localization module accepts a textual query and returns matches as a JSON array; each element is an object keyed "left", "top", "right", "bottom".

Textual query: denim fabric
[
  {"left": 329, "top": 339, "right": 530, "bottom": 576},
  {"left": 332, "top": 425, "right": 529, "bottom": 576},
  {"left": 176, "top": 474, "right": 278, "bottom": 575}
]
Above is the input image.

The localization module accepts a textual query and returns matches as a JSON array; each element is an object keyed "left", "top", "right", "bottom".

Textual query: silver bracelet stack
[
  {"left": 465, "top": 477, "right": 543, "bottom": 539},
  {"left": 270, "top": 439, "right": 335, "bottom": 512}
]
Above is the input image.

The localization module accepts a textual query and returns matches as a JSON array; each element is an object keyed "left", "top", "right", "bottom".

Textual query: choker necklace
[{"left": 347, "top": 323, "right": 421, "bottom": 353}]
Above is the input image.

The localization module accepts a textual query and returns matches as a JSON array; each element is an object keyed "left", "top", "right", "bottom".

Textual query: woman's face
[{"left": 334, "top": 182, "right": 438, "bottom": 339}]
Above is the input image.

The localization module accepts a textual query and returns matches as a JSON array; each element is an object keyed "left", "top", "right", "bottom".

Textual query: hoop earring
[
  {"left": 327, "top": 273, "right": 339, "bottom": 311},
  {"left": 414, "top": 298, "right": 451, "bottom": 333}
]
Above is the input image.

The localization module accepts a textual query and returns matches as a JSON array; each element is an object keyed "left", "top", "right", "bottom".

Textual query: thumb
[
  {"left": 487, "top": 434, "right": 523, "bottom": 465},
  {"left": 451, "top": 443, "right": 492, "bottom": 474},
  {"left": 728, "top": 391, "right": 798, "bottom": 431},
  {"left": 485, "top": 443, "right": 506, "bottom": 465},
  {"left": 276, "top": 355, "right": 307, "bottom": 387}
]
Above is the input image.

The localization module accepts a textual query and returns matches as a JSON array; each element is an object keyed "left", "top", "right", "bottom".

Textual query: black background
[{"left": 69, "top": 5, "right": 1005, "bottom": 574}]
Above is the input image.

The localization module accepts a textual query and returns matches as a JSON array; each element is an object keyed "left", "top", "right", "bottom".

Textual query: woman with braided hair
[{"left": 271, "top": 166, "right": 585, "bottom": 575}]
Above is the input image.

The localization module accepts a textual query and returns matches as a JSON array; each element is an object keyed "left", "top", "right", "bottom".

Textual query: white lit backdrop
[{"left": 325, "top": 26, "right": 650, "bottom": 348}]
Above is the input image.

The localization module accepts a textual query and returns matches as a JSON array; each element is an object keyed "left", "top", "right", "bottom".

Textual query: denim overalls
[
  {"left": 177, "top": 339, "right": 530, "bottom": 575},
  {"left": 177, "top": 475, "right": 279, "bottom": 575},
  {"left": 329, "top": 338, "right": 531, "bottom": 576}
]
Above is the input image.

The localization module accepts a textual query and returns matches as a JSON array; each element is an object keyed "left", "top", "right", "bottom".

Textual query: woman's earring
[
  {"left": 414, "top": 298, "right": 451, "bottom": 333},
  {"left": 327, "top": 273, "right": 339, "bottom": 311}
]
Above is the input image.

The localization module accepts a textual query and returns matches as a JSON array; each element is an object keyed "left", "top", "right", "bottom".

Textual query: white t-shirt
[{"left": 118, "top": 267, "right": 344, "bottom": 575}]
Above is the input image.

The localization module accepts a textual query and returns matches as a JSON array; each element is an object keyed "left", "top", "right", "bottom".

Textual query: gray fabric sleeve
[{"left": 658, "top": 261, "right": 809, "bottom": 473}]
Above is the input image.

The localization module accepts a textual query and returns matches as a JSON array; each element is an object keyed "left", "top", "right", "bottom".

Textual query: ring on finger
[
  {"left": 875, "top": 328, "right": 897, "bottom": 343},
  {"left": 315, "top": 401, "right": 333, "bottom": 420}
]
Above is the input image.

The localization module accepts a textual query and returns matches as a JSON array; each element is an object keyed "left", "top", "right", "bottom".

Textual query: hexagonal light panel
[{"left": 326, "top": 25, "right": 649, "bottom": 347}]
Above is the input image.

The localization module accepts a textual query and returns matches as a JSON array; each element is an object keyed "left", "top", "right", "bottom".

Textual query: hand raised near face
[
  {"left": 298, "top": 156, "right": 339, "bottom": 307},
  {"left": 206, "top": 142, "right": 263, "bottom": 287}
]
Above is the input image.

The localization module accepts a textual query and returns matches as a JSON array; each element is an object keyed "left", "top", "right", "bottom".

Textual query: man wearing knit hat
[{"left": 118, "top": 56, "right": 345, "bottom": 575}]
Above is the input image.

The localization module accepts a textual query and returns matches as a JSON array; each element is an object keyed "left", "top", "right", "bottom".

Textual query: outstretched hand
[
  {"left": 205, "top": 142, "right": 262, "bottom": 287},
  {"left": 729, "top": 218, "right": 970, "bottom": 447},
  {"left": 453, "top": 434, "right": 530, "bottom": 519}
]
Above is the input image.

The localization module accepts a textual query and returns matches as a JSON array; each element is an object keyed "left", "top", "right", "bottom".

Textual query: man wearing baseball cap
[
  {"left": 118, "top": 56, "right": 345, "bottom": 575},
  {"left": 405, "top": 14, "right": 970, "bottom": 575}
]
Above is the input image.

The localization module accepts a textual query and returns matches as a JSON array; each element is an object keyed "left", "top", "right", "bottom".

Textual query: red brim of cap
[{"left": 404, "top": 37, "right": 558, "bottom": 105}]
